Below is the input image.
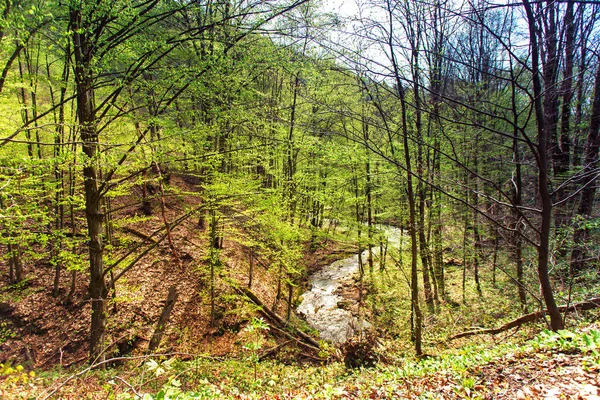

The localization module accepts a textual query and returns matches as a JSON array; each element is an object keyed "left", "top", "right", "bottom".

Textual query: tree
[
  {"left": 570, "top": 59, "right": 600, "bottom": 273},
  {"left": 64, "top": 0, "right": 310, "bottom": 362}
]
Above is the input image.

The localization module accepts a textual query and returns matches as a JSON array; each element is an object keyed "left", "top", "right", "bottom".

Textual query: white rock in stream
[
  {"left": 297, "top": 226, "right": 403, "bottom": 345},
  {"left": 296, "top": 250, "right": 371, "bottom": 345}
]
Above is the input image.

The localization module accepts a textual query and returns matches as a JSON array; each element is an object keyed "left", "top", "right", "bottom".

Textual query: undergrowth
[{"left": 7, "top": 326, "right": 597, "bottom": 399}]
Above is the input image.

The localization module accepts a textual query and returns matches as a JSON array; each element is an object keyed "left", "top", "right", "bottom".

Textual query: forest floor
[
  {"left": 1, "top": 175, "right": 599, "bottom": 399},
  {"left": 2, "top": 324, "right": 599, "bottom": 398}
]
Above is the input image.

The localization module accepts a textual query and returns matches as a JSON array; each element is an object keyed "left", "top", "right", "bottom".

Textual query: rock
[{"left": 337, "top": 301, "right": 351, "bottom": 309}]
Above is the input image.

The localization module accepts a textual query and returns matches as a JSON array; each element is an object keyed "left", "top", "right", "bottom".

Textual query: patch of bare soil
[{"left": 474, "top": 350, "right": 599, "bottom": 399}]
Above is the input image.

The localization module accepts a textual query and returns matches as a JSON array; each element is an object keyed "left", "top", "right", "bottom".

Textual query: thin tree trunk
[
  {"left": 49, "top": 46, "right": 69, "bottom": 298},
  {"left": 248, "top": 247, "right": 254, "bottom": 289},
  {"left": 384, "top": 0, "right": 422, "bottom": 353},
  {"left": 353, "top": 172, "right": 364, "bottom": 280},
  {"left": 462, "top": 207, "right": 468, "bottom": 305},
  {"left": 154, "top": 161, "right": 178, "bottom": 261},
  {"left": 572, "top": 28, "right": 587, "bottom": 167},
  {"left": 65, "top": 270, "right": 76, "bottom": 305},
  {"left": 491, "top": 231, "right": 498, "bottom": 287},
  {"left": 366, "top": 155, "right": 374, "bottom": 276},
  {"left": 510, "top": 59, "right": 527, "bottom": 310},
  {"left": 25, "top": 44, "right": 42, "bottom": 160},
  {"left": 209, "top": 209, "right": 219, "bottom": 326},
  {"left": 393, "top": 63, "right": 422, "bottom": 356},
  {"left": 286, "top": 282, "right": 293, "bottom": 321},
  {"left": 8, "top": 244, "right": 14, "bottom": 283},
  {"left": 17, "top": 55, "right": 34, "bottom": 158},
  {"left": 471, "top": 154, "right": 482, "bottom": 298}
]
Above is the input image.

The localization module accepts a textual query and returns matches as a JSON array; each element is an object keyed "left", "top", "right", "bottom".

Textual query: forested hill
[{"left": 0, "top": 0, "right": 599, "bottom": 398}]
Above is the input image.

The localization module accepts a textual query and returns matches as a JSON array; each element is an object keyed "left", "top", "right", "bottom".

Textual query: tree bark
[
  {"left": 70, "top": 6, "right": 108, "bottom": 362},
  {"left": 554, "top": 0, "right": 577, "bottom": 233},
  {"left": 570, "top": 59, "right": 600, "bottom": 274},
  {"left": 523, "top": 0, "right": 564, "bottom": 331}
]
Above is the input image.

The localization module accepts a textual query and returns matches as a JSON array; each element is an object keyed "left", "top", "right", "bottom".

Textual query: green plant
[
  {"left": 461, "top": 376, "right": 475, "bottom": 389},
  {"left": 0, "top": 363, "right": 35, "bottom": 391},
  {"left": 241, "top": 317, "right": 270, "bottom": 381},
  {"left": 0, "top": 322, "right": 16, "bottom": 344},
  {"left": 582, "top": 330, "right": 600, "bottom": 353},
  {"left": 530, "top": 329, "right": 600, "bottom": 354},
  {"left": 318, "top": 341, "right": 336, "bottom": 384}
]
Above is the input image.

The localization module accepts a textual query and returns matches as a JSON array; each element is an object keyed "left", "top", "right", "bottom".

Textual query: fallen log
[
  {"left": 238, "top": 287, "right": 321, "bottom": 349},
  {"left": 268, "top": 323, "right": 321, "bottom": 353},
  {"left": 123, "top": 227, "right": 158, "bottom": 244},
  {"left": 299, "top": 352, "right": 328, "bottom": 362},
  {"left": 259, "top": 340, "right": 292, "bottom": 361},
  {"left": 448, "top": 298, "right": 600, "bottom": 341}
]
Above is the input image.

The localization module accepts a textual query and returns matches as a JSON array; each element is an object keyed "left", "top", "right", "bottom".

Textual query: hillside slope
[{"left": 0, "top": 174, "right": 352, "bottom": 369}]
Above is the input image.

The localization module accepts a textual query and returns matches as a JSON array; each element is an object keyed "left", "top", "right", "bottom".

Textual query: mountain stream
[{"left": 297, "top": 225, "right": 402, "bottom": 345}]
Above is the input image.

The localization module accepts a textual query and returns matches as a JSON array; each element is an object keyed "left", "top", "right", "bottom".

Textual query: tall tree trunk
[
  {"left": 363, "top": 112, "right": 374, "bottom": 276},
  {"left": 513, "top": 139, "right": 527, "bottom": 309},
  {"left": 382, "top": 0, "right": 422, "bottom": 352},
  {"left": 393, "top": 58, "right": 422, "bottom": 356},
  {"left": 570, "top": 59, "right": 600, "bottom": 274},
  {"left": 411, "top": 39, "right": 434, "bottom": 314},
  {"left": 71, "top": 6, "right": 108, "bottom": 362},
  {"left": 510, "top": 59, "right": 527, "bottom": 310},
  {"left": 25, "top": 44, "right": 42, "bottom": 160},
  {"left": 403, "top": 97, "right": 422, "bottom": 356},
  {"left": 209, "top": 209, "right": 221, "bottom": 326},
  {"left": 49, "top": 45, "right": 69, "bottom": 298},
  {"left": 17, "top": 55, "right": 34, "bottom": 158},
  {"left": 432, "top": 189, "right": 444, "bottom": 300},
  {"left": 428, "top": 10, "right": 445, "bottom": 300},
  {"left": 353, "top": 172, "right": 364, "bottom": 280},
  {"left": 462, "top": 203, "right": 468, "bottom": 304},
  {"left": 491, "top": 230, "right": 498, "bottom": 287},
  {"left": 523, "top": 0, "right": 564, "bottom": 331},
  {"left": 541, "top": 1, "right": 561, "bottom": 181},
  {"left": 554, "top": 0, "right": 577, "bottom": 233},
  {"left": 572, "top": 25, "right": 588, "bottom": 168}
]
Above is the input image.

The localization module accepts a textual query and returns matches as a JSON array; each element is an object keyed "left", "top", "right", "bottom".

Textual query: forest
[{"left": 0, "top": 0, "right": 599, "bottom": 398}]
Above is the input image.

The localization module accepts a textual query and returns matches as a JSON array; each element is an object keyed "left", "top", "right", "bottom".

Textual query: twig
[
  {"left": 113, "top": 375, "right": 143, "bottom": 399},
  {"left": 238, "top": 287, "right": 321, "bottom": 349}
]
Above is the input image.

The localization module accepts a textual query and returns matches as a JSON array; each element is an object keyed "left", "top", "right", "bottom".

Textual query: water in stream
[{"left": 297, "top": 226, "right": 403, "bottom": 345}]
